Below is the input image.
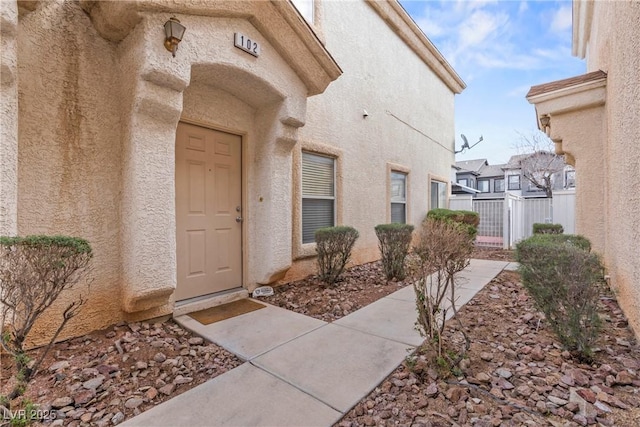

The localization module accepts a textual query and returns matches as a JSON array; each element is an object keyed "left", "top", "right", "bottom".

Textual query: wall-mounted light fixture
[
  {"left": 539, "top": 115, "right": 551, "bottom": 135},
  {"left": 164, "top": 17, "right": 186, "bottom": 57}
]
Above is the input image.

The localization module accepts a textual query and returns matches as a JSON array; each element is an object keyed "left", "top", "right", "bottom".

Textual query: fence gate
[
  {"left": 472, "top": 199, "right": 504, "bottom": 247},
  {"left": 505, "top": 193, "right": 525, "bottom": 249}
]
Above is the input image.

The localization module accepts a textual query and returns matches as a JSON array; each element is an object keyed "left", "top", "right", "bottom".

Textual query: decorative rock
[
  {"left": 188, "top": 337, "right": 204, "bottom": 345},
  {"left": 73, "top": 389, "right": 96, "bottom": 406},
  {"left": 52, "top": 397, "right": 74, "bottom": 409},
  {"left": 145, "top": 387, "right": 158, "bottom": 400},
  {"left": 480, "top": 352, "right": 493, "bottom": 361},
  {"left": 576, "top": 388, "right": 596, "bottom": 403},
  {"left": 594, "top": 401, "right": 612, "bottom": 413},
  {"left": 560, "top": 375, "right": 575, "bottom": 386},
  {"left": 96, "top": 365, "right": 118, "bottom": 376},
  {"left": 111, "top": 411, "right": 125, "bottom": 425},
  {"left": 615, "top": 370, "right": 634, "bottom": 385},
  {"left": 530, "top": 346, "right": 545, "bottom": 361},
  {"left": 515, "top": 384, "right": 532, "bottom": 397},
  {"left": 125, "top": 398, "right": 143, "bottom": 409},
  {"left": 159, "top": 383, "right": 176, "bottom": 396},
  {"left": 496, "top": 378, "right": 514, "bottom": 390},
  {"left": 83, "top": 375, "right": 105, "bottom": 390},
  {"left": 548, "top": 396, "right": 568, "bottom": 406},
  {"left": 476, "top": 372, "right": 491, "bottom": 383},
  {"left": 173, "top": 375, "right": 193, "bottom": 385},
  {"left": 495, "top": 368, "right": 513, "bottom": 379},
  {"left": 134, "top": 361, "right": 148, "bottom": 370},
  {"left": 572, "top": 414, "right": 588, "bottom": 426},
  {"left": 570, "top": 369, "right": 590, "bottom": 387},
  {"left": 569, "top": 388, "right": 597, "bottom": 418},
  {"left": 80, "top": 412, "right": 93, "bottom": 423},
  {"left": 49, "top": 361, "right": 70, "bottom": 372},
  {"left": 153, "top": 353, "right": 167, "bottom": 363},
  {"left": 425, "top": 382, "right": 438, "bottom": 396}
]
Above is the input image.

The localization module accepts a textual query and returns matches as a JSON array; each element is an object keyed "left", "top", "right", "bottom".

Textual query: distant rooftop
[{"left": 454, "top": 159, "right": 487, "bottom": 174}]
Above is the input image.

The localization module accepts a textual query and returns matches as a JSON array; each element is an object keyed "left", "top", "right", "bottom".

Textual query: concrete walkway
[{"left": 122, "top": 259, "right": 509, "bottom": 427}]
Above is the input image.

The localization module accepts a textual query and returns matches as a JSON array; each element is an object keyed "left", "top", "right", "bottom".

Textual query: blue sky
[{"left": 398, "top": 0, "right": 586, "bottom": 165}]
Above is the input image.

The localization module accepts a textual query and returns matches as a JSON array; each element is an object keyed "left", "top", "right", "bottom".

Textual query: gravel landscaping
[{"left": 2, "top": 248, "right": 638, "bottom": 427}]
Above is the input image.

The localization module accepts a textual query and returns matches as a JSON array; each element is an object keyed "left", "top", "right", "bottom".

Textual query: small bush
[
  {"left": 315, "top": 226, "right": 359, "bottom": 285},
  {"left": 412, "top": 218, "right": 473, "bottom": 373},
  {"left": 375, "top": 223, "right": 414, "bottom": 280},
  {"left": 0, "top": 235, "right": 92, "bottom": 401},
  {"left": 517, "top": 233, "right": 591, "bottom": 256},
  {"left": 533, "top": 223, "right": 564, "bottom": 234},
  {"left": 516, "top": 235, "right": 602, "bottom": 360},
  {"left": 426, "top": 208, "right": 479, "bottom": 239}
]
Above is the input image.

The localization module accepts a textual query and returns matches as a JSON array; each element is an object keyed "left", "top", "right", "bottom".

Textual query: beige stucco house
[
  {"left": 0, "top": 0, "right": 464, "bottom": 342},
  {"left": 527, "top": 0, "right": 640, "bottom": 336}
]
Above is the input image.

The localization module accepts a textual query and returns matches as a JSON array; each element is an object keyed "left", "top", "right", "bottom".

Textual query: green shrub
[
  {"left": 375, "top": 223, "right": 414, "bottom": 280},
  {"left": 315, "top": 226, "right": 359, "bottom": 285},
  {"left": 516, "top": 235, "right": 602, "bottom": 360},
  {"left": 532, "top": 223, "right": 564, "bottom": 234},
  {"left": 517, "top": 233, "right": 591, "bottom": 257},
  {"left": 426, "top": 208, "right": 479, "bottom": 239},
  {"left": 0, "top": 235, "right": 92, "bottom": 401}
]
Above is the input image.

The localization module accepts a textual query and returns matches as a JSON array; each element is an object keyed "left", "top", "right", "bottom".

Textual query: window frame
[
  {"left": 390, "top": 171, "right": 408, "bottom": 224},
  {"left": 429, "top": 177, "right": 448, "bottom": 210},
  {"left": 494, "top": 178, "right": 505, "bottom": 193},
  {"left": 301, "top": 151, "right": 336, "bottom": 244},
  {"left": 507, "top": 174, "right": 521, "bottom": 190},
  {"left": 477, "top": 179, "right": 490, "bottom": 193},
  {"left": 457, "top": 178, "right": 469, "bottom": 187}
]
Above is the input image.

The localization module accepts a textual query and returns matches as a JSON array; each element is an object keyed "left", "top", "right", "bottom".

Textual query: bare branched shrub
[
  {"left": 412, "top": 218, "right": 473, "bottom": 373},
  {"left": 375, "top": 223, "right": 414, "bottom": 280},
  {"left": 315, "top": 226, "right": 359, "bottom": 285},
  {"left": 0, "top": 235, "right": 92, "bottom": 400}
]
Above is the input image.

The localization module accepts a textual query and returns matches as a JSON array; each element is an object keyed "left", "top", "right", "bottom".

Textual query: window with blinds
[
  {"left": 390, "top": 171, "right": 407, "bottom": 224},
  {"left": 302, "top": 152, "right": 335, "bottom": 243},
  {"left": 430, "top": 180, "right": 447, "bottom": 210}
]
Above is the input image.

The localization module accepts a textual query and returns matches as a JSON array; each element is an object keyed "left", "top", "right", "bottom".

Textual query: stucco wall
[
  {"left": 584, "top": 1, "right": 640, "bottom": 335},
  {"left": 286, "top": 0, "right": 456, "bottom": 280},
  {"left": 16, "top": 1, "right": 123, "bottom": 344},
  {"left": 1, "top": 1, "right": 18, "bottom": 236}
]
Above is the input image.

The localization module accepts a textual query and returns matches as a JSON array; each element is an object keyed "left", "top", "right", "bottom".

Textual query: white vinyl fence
[{"left": 454, "top": 191, "right": 576, "bottom": 248}]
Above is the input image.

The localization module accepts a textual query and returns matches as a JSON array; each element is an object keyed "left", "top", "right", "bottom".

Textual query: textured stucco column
[
  {"left": 250, "top": 104, "right": 302, "bottom": 285},
  {"left": 0, "top": 1, "right": 18, "bottom": 236},
  {"left": 118, "top": 19, "right": 189, "bottom": 313},
  {"left": 549, "top": 109, "right": 606, "bottom": 253}
]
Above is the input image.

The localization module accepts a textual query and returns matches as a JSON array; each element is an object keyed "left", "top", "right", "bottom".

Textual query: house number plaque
[{"left": 234, "top": 32, "right": 260, "bottom": 57}]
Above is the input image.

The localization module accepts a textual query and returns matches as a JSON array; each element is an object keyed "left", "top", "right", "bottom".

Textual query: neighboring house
[
  {"left": 453, "top": 155, "right": 574, "bottom": 199},
  {"left": 0, "top": 0, "right": 464, "bottom": 342},
  {"left": 526, "top": 1, "right": 640, "bottom": 336}
]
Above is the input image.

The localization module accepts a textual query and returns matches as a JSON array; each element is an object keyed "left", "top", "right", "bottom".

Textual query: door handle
[{"left": 236, "top": 216, "right": 243, "bottom": 223}]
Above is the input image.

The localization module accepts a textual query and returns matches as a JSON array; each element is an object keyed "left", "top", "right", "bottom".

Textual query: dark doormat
[{"left": 188, "top": 299, "right": 266, "bottom": 325}]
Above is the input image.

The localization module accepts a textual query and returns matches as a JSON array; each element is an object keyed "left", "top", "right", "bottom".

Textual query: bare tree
[{"left": 512, "top": 131, "right": 567, "bottom": 198}]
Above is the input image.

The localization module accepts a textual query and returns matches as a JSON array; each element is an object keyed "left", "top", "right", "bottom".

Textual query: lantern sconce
[
  {"left": 164, "top": 17, "right": 186, "bottom": 57},
  {"left": 539, "top": 115, "right": 551, "bottom": 135}
]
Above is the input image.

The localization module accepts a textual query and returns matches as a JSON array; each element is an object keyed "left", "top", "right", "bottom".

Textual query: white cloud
[
  {"left": 518, "top": 1, "right": 529, "bottom": 15},
  {"left": 507, "top": 84, "right": 534, "bottom": 98},
  {"left": 458, "top": 10, "right": 509, "bottom": 49},
  {"left": 550, "top": 6, "right": 572, "bottom": 33},
  {"left": 415, "top": 17, "right": 444, "bottom": 38}
]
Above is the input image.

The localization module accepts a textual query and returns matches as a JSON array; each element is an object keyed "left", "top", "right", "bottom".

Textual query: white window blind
[
  {"left": 302, "top": 152, "right": 335, "bottom": 243},
  {"left": 390, "top": 172, "right": 407, "bottom": 224}
]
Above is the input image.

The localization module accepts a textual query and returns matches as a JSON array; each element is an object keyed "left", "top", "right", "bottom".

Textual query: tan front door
[{"left": 175, "top": 122, "right": 243, "bottom": 301}]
